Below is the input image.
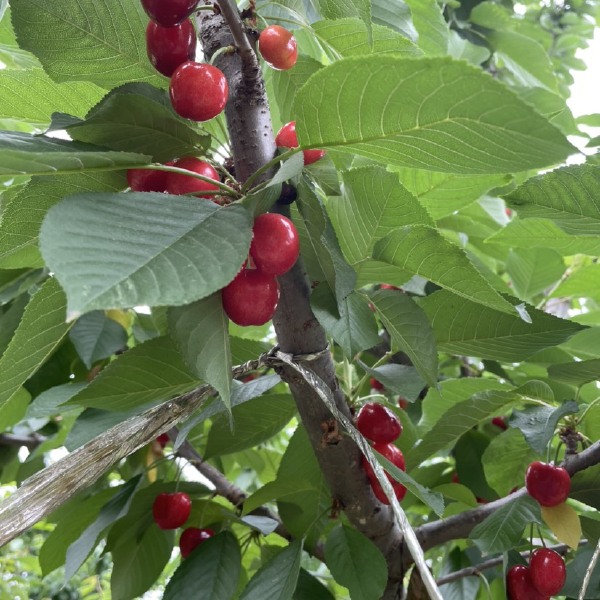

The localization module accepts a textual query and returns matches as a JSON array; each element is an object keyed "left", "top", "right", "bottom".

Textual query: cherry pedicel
[
  {"left": 179, "top": 527, "right": 214, "bottom": 558},
  {"left": 152, "top": 492, "right": 192, "bottom": 530},
  {"left": 529, "top": 548, "right": 566, "bottom": 596},
  {"left": 362, "top": 442, "right": 407, "bottom": 504},
  {"left": 221, "top": 269, "right": 280, "bottom": 326},
  {"left": 249, "top": 213, "right": 299, "bottom": 276},
  {"left": 356, "top": 402, "right": 402, "bottom": 444},
  {"left": 170, "top": 61, "right": 228, "bottom": 122},
  {"left": 275, "top": 121, "right": 326, "bottom": 165},
  {"left": 165, "top": 157, "right": 220, "bottom": 198},
  {"left": 258, "top": 25, "right": 298, "bottom": 71},
  {"left": 506, "top": 565, "right": 548, "bottom": 600},
  {"left": 146, "top": 20, "right": 195, "bottom": 77},
  {"left": 141, "top": 0, "right": 198, "bottom": 26},
  {"left": 525, "top": 461, "right": 571, "bottom": 507}
]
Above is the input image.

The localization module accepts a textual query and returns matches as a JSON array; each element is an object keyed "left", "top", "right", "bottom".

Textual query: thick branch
[{"left": 414, "top": 440, "right": 600, "bottom": 559}]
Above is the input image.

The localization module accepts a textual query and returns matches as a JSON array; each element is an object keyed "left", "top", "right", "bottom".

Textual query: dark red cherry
[
  {"left": 141, "top": 0, "right": 198, "bottom": 26},
  {"left": 127, "top": 168, "right": 168, "bottom": 192},
  {"left": 146, "top": 20, "right": 196, "bottom": 77},
  {"left": 362, "top": 442, "right": 407, "bottom": 504},
  {"left": 179, "top": 527, "right": 214, "bottom": 558},
  {"left": 275, "top": 121, "right": 325, "bottom": 165},
  {"left": 356, "top": 402, "right": 402, "bottom": 444},
  {"left": 249, "top": 213, "right": 299, "bottom": 276},
  {"left": 525, "top": 461, "right": 571, "bottom": 507},
  {"left": 165, "top": 157, "right": 219, "bottom": 198},
  {"left": 369, "top": 377, "right": 384, "bottom": 391},
  {"left": 529, "top": 548, "right": 566, "bottom": 596},
  {"left": 258, "top": 25, "right": 298, "bottom": 70},
  {"left": 152, "top": 492, "right": 191, "bottom": 529},
  {"left": 506, "top": 565, "right": 548, "bottom": 600}
]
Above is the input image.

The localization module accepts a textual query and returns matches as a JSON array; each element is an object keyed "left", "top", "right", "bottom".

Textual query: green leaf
[
  {"left": 312, "top": 19, "right": 421, "bottom": 57},
  {"left": 506, "top": 248, "right": 565, "bottom": 301},
  {"left": 369, "top": 289, "right": 438, "bottom": 387},
  {"left": 65, "top": 476, "right": 141, "bottom": 581},
  {"left": 39, "top": 488, "right": 119, "bottom": 575},
  {"left": 373, "top": 226, "right": 515, "bottom": 315},
  {"left": 311, "top": 286, "right": 380, "bottom": 358},
  {"left": 482, "top": 429, "right": 537, "bottom": 497},
  {"left": 417, "top": 290, "right": 585, "bottom": 361},
  {"left": 0, "top": 131, "right": 150, "bottom": 177},
  {"left": 406, "top": 388, "right": 519, "bottom": 469},
  {"left": 239, "top": 539, "right": 303, "bottom": 600},
  {"left": 69, "top": 311, "right": 128, "bottom": 368},
  {"left": 243, "top": 480, "right": 320, "bottom": 517},
  {"left": 0, "top": 69, "right": 104, "bottom": 127},
  {"left": 204, "top": 394, "right": 296, "bottom": 458},
  {"left": 40, "top": 193, "right": 253, "bottom": 316},
  {"left": 70, "top": 336, "right": 198, "bottom": 411},
  {"left": 469, "top": 495, "right": 542, "bottom": 555},
  {"left": 509, "top": 401, "right": 579, "bottom": 453},
  {"left": 547, "top": 359, "right": 600, "bottom": 386},
  {"left": 327, "top": 166, "right": 433, "bottom": 266},
  {"left": 294, "top": 56, "right": 573, "bottom": 174},
  {"left": 371, "top": 0, "right": 416, "bottom": 42},
  {"left": 25, "top": 382, "right": 85, "bottom": 419},
  {"left": 489, "top": 31, "right": 559, "bottom": 92},
  {"left": 68, "top": 84, "right": 209, "bottom": 161},
  {"left": 293, "top": 569, "right": 335, "bottom": 600},
  {"left": 504, "top": 165, "right": 600, "bottom": 236},
  {"left": 393, "top": 168, "right": 509, "bottom": 220},
  {"left": 487, "top": 218, "right": 600, "bottom": 256},
  {"left": 110, "top": 524, "right": 174, "bottom": 600},
  {"left": 296, "top": 181, "right": 356, "bottom": 305},
  {"left": 324, "top": 525, "right": 387, "bottom": 600},
  {"left": 312, "top": 0, "right": 371, "bottom": 31},
  {"left": 551, "top": 263, "right": 600, "bottom": 301},
  {"left": 11, "top": 0, "right": 163, "bottom": 89},
  {"left": 403, "top": 0, "right": 448, "bottom": 55},
  {"left": 359, "top": 362, "right": 426, "bottom": 402},
  {"left": 169, "top": 295, "right": 232, "bottom": 412},
  {"left": 0, "top": 171, "right": 125, "bottom": 269},
  {"left": 571, "top": 464, "right": 600, "bottom": 510},
  {"left": 0, "top": 278, "right": 71, "bottom": 424},
  {"left": 163, "top": 532, "right": 241, "bottom": 600}
]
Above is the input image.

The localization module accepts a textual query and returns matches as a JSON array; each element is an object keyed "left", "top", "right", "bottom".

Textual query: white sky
[{"left": 569, "top": 27, "right": 600, "bottom": 118}]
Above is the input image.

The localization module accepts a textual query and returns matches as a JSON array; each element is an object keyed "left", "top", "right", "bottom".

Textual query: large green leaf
[
  {"left": 418, "top": 290, "right": 585, "bottom": 361},
  {"left": 324, "top": 525, "right": 387, "bottom": 600},
  {"left": 373, "top": 227, "right": 516, "bottom": 315},
  {"left": 67, "top": 85, "right": 209, "bottom": 161},
  {"left": 571, "top": 464, "right": 600, "bottom": 510},
  {"left": 0, "top": 131, "right": 149, "bottom": 177},
  {"left": 327, "top": 166, "right": 433, "bottom": 266},
  {"left": 204, "top": 394, "right": 297, "bottom": 458},
  {"left": 486, "top": 218, "right": 600, "bottom": 256},
  {"left": 505, "top": 248, "right": 565, "bottom": 301},
  {"left": 0, "top": 278, "right": 71, "bottom": 424},
  {"left": 312, "top": 0, "right": 370, "bottom": 29},
  {"left": 404, "top": 0, "right": 448, "bottom": 55},
  {"left": 40, "top": 193, "right": 253, "bottom": 317},
  {"left": 547, "top": 359, "right": 600, "bottom": 386},
  {"left": 469, "top": 495, "right": 542, "bottom": 554},
  {"left": 504, "top": 165, "right": 600, "bottom": 235},
  {"left": 312, "top": 18, "right": 421, "bottom": 57},
  {"left": 551, "top": 263, "right": 600, "bottom": 301},
  {"left": 239, "top": 539, "right": 303, "bottom": 600},
  {"left": 11, "top": 0, "right": 163, "bottom": 89},
  {"left": 0, "top": 69, "right": 103, "bottom": 127},
  {"left": 393, "top": 168, "right": 509, "bottom": 220},
  {"left": 294, "top": 56, "right": 573, "bottom": 174},
  {"left": 169, "top": 295, "right": 232, "bottom": 412},
  {"left": 163, "top": 532, "right": 241, "bottom": 600},
  {"left": 0, "top": 171, "right": 125, "bottom": 269},
  {"left": 70, "top": 336, "right": 199, "bottom": 411},
  {"left": 369, "top": 289, "right": 438, "bottom": 387}
]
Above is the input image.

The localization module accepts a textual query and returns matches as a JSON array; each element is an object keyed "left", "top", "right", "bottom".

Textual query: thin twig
[
  {"left": 214, "top": 0, "right": 255, "bottom": 64},
  {"left": 580, "top": 538, "right": 600, "bottom": 600}
]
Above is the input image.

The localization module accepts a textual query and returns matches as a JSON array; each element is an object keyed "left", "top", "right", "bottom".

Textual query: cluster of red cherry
[
  {"left": 356, "top": 402, "right": 407, "bottom": 504},
  {"left": 505, "top": 461, "right": 571, "bottom": 598}
]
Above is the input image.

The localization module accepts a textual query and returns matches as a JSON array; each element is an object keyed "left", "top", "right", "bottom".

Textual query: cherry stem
[
  {"left": 147, "top": 164, "right": 241, "bottom": 197},
  {"left": 209, "top": 44, "right": 236, "bottom": 65},
  {"left": 215, "top": 0, "right": 255, "bottom": 65}
]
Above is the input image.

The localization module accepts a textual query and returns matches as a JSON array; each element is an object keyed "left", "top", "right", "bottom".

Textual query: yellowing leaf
[
  {"left": 145, "top": 444, "right": 160, "bottom": 484},
  {"left": 541, "top": 503, "right": 581, "bottom": 549},
  {"left": 106, "top": 309, "right": 133, "bottom": 331}
]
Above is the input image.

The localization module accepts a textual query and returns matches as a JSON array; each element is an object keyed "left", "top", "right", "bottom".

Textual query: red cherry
[
  {"left": 275, "top": 121, "right": 326, "bottom": 165},
  {"left": 165, "top": 157, "right": 219, "bottom": 198},
  {"left": 492, "top": 416, "right": 508, "bottom": 430},
  {"left": 146, "top": 20, "right": 195, "bottom": 77},
  {"left": 398, "top": 397, "right": 408, "bottom": 410},
  {"left": 249, "top": 213, "right": 299, "bottom": 276},
  {"left": 156, "top": 433, "right": 170, "bottom": 448},
  {"left": 141, "top": 0, "right": 198, "bottom": 26},
  {"left": 380, "top": 284, "right": 400, "bottom": 290},
  {"left": 525, "top": 461, "right": 571, "bottom": 507},
  {"left": 258, "top": 25, "right": 298, "bottom": 70},
  {"left": 221, "top": 269, "right": 280, "bottom": 326},
  {"left": 356, "top": 402, "right": 402, "bottom": 444},
  {"left": 369, "top": 377, "right": 384, "bottom": 391},
  {"left": 506, "top": 565, "right": 548, "bottom": 600},
  {"left": 529, "top": 548, "right": 566, "bottom": 596},
  {"left": 127, "top": 168, "right": 168, "bottom": 192},
  {"left": 362, "top": 442, "right": 407, "bottom": 504},
  {"left": 152, "top": 492, "right": 192, "bottom": 529},
  {"left": 170, "top": 61, "right": 228, "bottom": 122},
  {"left": 179, "top": 527, "right": 214, "bottom": 558}
]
